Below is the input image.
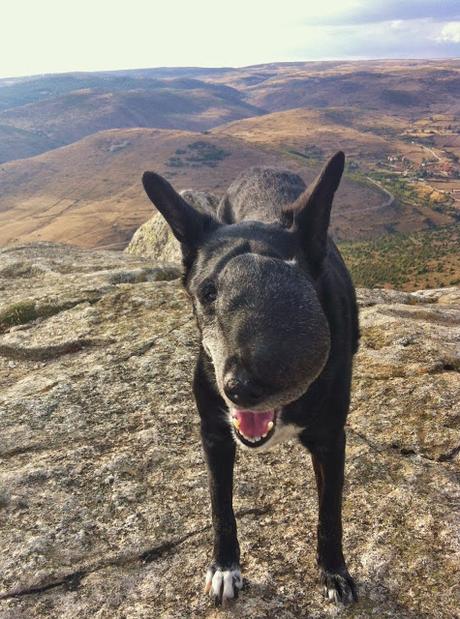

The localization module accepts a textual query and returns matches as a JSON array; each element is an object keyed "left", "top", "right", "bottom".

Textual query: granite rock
[
  {"left": 0, "top": 244, "right": 458, "bottom": 618},
  {"left": 126, "top": 190, "right": 220, "bottom": 263}
]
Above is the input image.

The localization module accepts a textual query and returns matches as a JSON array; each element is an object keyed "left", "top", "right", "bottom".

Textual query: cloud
[
  {"left": 436, "top": 21, "right": 460, "bottom": 43},
  {"left": 307, "top": 0, "right": 460, "bottom": 25},
  {"left": 289, "top": 18, "right": 460, "bottom": 61}
]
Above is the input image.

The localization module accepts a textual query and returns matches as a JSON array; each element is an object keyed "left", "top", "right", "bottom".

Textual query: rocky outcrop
[
  {"left": 0, "top": 243, "right": 459, "bottom": 618},
  {"left": 126, "top": 190, "right": 220, "bottom": 263}
]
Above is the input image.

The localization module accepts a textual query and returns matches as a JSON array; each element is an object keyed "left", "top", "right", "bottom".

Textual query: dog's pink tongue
[{"left": 235, "top": 410, "right": 275, "bottom": 438}]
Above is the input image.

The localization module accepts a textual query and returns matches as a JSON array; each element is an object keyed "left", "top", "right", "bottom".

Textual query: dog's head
[{"left": 142, "top": 152, "right": 344, "bottom": 448}]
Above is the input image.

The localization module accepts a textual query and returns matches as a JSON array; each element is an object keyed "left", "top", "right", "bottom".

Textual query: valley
[{"left": 0, "top": 59, "right": 459, "bottom": 289}]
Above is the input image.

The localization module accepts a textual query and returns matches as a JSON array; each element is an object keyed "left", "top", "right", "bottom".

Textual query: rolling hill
[
  {"left": 0, "top": 127, "right": 393, "bottom": 249},
  {"left": 203, "top": 59, "right": 460, "bottom": 115},
  {"left": 0, "top": 124, "right": 59, "bottom": 163},
  {"left": 0, "top": 77, "right": 263, "bottom": 163},
  {"left": 0, "top": 59, "right": 459, "bottom": 288}
]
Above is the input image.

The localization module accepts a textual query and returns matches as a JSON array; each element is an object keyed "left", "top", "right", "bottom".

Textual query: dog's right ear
[{"left": 142, "top": 171, "right": 219, "bottom": 249}]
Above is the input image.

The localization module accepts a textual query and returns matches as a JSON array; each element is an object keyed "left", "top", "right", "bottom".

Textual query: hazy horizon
[
  {"left": 1, "top": 0, "right": 459, "bottom": 80},
  {"left": 2, "top": 56, "right": 460, "bottom": 83}
]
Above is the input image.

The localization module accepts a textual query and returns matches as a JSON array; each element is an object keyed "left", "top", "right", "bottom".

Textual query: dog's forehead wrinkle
[
  {"left": 189, "top": 239, "right": 250, "bottom": 292},
  {"left": 211, "top": 221, "right": 295, "bottom": 256},
  {"left": 189, "top": 228, "right": 297, "bottom": 298}
]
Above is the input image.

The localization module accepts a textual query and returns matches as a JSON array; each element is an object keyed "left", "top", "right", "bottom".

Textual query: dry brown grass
[
  {"left": 213, "top": 107, "right": 391, "bottom": 159},
  {"left": 0, "top": 128, "right": 318, "bottom": 248}
]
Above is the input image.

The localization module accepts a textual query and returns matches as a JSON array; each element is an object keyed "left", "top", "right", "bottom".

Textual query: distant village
[
  {"left": 378, "top": 152, "right": 460, "bottom": 180},
  {"left": 369, "top": 124, "right": 460, "bottom": 209}
]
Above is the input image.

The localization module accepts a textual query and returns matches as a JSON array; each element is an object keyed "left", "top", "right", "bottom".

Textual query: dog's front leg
[
  {"left": 201, "top": 427, "right": 242, "bottom": 605},
  {"left": 301, "top": 430, "right": 357, "bottom": 605}
]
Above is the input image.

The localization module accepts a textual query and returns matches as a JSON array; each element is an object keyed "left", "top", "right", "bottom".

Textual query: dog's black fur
[{"left": 142, "top": 151, "right": 360, "bottom": 606}]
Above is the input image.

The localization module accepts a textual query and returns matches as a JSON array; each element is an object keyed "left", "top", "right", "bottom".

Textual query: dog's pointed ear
[
  {"left": 286, "top": 151, "right": 344, "bottom": 270},
  {"left": 142, "top": 171, "right": 219, "bottom": 248}
]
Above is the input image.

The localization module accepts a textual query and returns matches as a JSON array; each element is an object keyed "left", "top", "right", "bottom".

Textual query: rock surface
[
  {"left": 0, "top": 243, "right": 459, "bottom": 619},
  {"left": 126, "top": 190, "right": 220, "bottom": 263}
]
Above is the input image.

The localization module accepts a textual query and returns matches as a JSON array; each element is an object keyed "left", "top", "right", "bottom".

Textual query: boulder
[
  {"left": 126, "top": 190, "right": 220, "bottom": 263},
  {"left": 0, "top": 243, "right": 458, "bottom": 618}
]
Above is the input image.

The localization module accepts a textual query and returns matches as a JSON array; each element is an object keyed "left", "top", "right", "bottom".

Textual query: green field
[{"left": 339, "top": 224, "right": 460, "bottom": 290}]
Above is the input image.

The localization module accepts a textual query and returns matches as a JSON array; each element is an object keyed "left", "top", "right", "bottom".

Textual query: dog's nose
[{"left": 223, "top": 374, "right": 264, "bottom": 407}]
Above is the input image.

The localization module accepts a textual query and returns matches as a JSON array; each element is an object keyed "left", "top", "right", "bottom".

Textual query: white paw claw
[
  {"left": 204, "top": 566, "right": 243, "bottom": 604},
  {"left": 321, "top": 569, "right": 357, "bottom": 606},
  {"left": 327, "top": 586, "right": 339, "bottom": 603}
]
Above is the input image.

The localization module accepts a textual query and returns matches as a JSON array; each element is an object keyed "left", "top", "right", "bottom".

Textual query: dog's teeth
[
  {"left": 267, "top": 421, "right": 274, "bottom": 431},
  {"left": 233, "top": 418, "right": 240, "bottom": 430}
]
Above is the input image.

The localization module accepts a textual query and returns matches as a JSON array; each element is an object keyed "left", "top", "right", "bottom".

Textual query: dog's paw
[
  {"left": 320, "top": 568, "right": 357, "bottom": 606},
  {"left": 204, "top": 564, "right": 243, "bottom": 606}
]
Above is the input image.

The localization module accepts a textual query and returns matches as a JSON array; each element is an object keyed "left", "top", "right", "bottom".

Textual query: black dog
[{"left": 142, "top": 151, "right": 359, "bottom": 606}]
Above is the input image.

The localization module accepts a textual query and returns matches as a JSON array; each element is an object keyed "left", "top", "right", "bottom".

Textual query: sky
[{"left": 1, "top": 0, "right": 459, "bottom": 79}]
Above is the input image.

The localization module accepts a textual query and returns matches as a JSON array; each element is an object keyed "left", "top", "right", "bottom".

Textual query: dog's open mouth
[{"left": 231, "top": 409, "right": 277, "bottom": 447}]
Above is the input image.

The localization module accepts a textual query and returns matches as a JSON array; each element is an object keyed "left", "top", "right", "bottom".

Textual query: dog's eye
[{"left": 198, "top": 280, "right": 217, "bottom": 305}]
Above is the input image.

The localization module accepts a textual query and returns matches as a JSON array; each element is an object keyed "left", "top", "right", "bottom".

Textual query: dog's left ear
[
  {"left": 142, "top": 171, "right": 219, "bottom": 249},
  {"left": 286, "top": 151, "right": 345, "bottom": 270}
]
